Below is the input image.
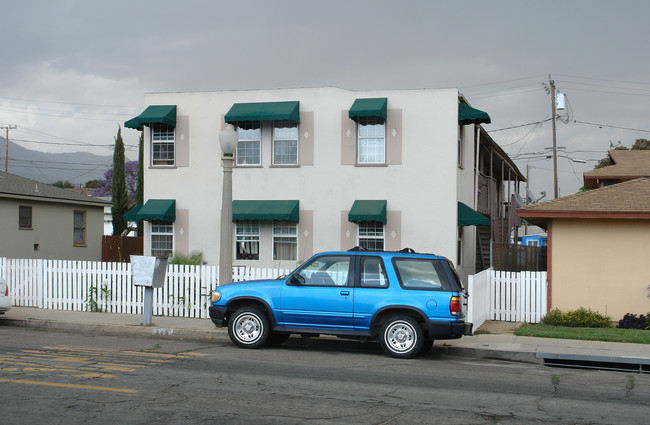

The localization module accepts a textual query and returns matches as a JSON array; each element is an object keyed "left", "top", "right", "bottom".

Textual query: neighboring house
[
  {"left": 124, "top": 87, "right": 523, "bottom": 281},
  {"left": 583, "top": 150, "right": 650, "bottom": 189},
  {"left": 517, "top": 177, "right": 650, "bottom": 321},
  {"left": 0, "top": 171, "right": 111, "bottom": 260}
]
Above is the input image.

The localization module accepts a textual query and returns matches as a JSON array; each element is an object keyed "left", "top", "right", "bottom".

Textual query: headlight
[{"left": 211, "top": 290, "right": 221, "bottom": 303}]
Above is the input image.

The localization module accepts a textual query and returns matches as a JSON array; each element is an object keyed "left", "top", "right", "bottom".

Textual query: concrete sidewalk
[{"left": 2, "top": 307, "right": 649, "bottom": 368}]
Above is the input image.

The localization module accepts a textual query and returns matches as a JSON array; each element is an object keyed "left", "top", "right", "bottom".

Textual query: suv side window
[
  {"left": 297, "top": 255, "right": 351, "bottom": 286},
  {"left": 359, "top": 256, "right": 389, "bottom": 288},
  {"left": 392, "top": 258, "right": 452, "bottom": 291}
]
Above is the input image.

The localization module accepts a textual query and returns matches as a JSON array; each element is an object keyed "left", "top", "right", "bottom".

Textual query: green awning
[
  {"left": 458, "top": 202, "right": 489, "bottom": 226},
  {"left": 348, "top": 200, "right": 387, "bottom": 224},
  {"left": 224, "top": 101, "right": 300, "bottom": 124},
  {"left": 125, "top": 105, "right": 177, "bottom": 131},
  {"left": 348, "top": 98, "right": 388, "bottom": 121},
  {"left": 232, "top": 200, "right": 300, "bottom": 222},
  {"left": 136, "top": 199, "right": 176, "bottom": 222},
  {"left": 458, "top": 103, "right": 491, "bottom": 125},
  {"left": 124, "top": 203, "right": 143, "bottom": 222}
]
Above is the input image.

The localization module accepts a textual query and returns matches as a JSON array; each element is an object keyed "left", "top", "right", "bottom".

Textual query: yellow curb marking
[{"left": 0, "top": 378, "right": 137, "bottom": 393}]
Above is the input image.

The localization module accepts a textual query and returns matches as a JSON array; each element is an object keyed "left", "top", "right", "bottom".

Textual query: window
[
  {"left": 236, "top": 221, "right": 259, "bottom": 260},
  {"left": 457, "top": 227, "right": 463, "bottom": 265},
  {"left": 236, "top": 122, "right": 261, "bottom": 166},
  {"left": 19, "top": 206, "right": 32, "bottom": 229},
  {"left": 358, "top": 117, "right": 385, "bottom": 164},
  {"left": 457, "top": 125, "right": 463, "bottom": 168},
  {"left": 151, "top": 123, "right": 175, "bottom": 166},
  {"left": 73, "top": 211, "right": 86, "bottom": 245},
  {"left": 358, "top": 221, "right": 384, "bottom": 251},
  {"left": 273, "top": 120, "right": 298, "bottom": 165},
  {"left": 273, "top": 221, "right": 297, "bottom": 261},
  {"left": 296, "top": 255, "right": 351, "bottom": 286},
  {"left": 393, "top": 258, "right": 452, "bottom": 291},
  {"left": 360, "top": 256, "right": 389, "bottom": 288},
  {"left": 151, "top": 221, "right": 173, "bottom": 257}
]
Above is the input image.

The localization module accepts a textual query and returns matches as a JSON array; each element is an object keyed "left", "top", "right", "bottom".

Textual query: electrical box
[
  {"left": 556, "top": 93, "right": 566, "bottom": 110},
  {"left": 131, "top": 255, "right": 168, "bottom": 288}
]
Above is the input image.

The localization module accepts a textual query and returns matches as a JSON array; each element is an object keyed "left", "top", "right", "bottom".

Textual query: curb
[{"left": 1, "top": 317, "right": 230, "bottom": 343}]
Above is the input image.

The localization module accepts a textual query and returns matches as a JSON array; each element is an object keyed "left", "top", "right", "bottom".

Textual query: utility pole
[
  {"left": 549, "top": 76, "right": 558, "bottom": 199},
  {"left": 1, "top": 125, "right": 17, "bottom": 173}
]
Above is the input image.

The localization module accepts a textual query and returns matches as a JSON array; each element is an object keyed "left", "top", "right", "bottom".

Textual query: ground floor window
[
  {"left": 358, "top": 221, "right": 384, "bottom": 251},
  {"left": 73, "top": 210, "right": 86, "bottom": 245},
  {"left": 236, "top": 221, "right": 260, "bottom": 260},
  {"left": 457, "top": 227, "right": 463, "bottom": 266},
  {"left": 151, "top": 221, "right": 173, "bottom": 257},
  {"left": 273, "top": 221, "right": 297, "bottom": 261}
]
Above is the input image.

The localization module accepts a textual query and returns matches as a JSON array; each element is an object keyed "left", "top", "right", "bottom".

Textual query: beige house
[
  {"left": 518, "top": 177, "right": 650, "bottom": 321},
  {"left": 0, "top": 171, "right": 110, "bottom": 260},
  {"left": 584, "top": 150, "right": 650, "bottom": 189}
]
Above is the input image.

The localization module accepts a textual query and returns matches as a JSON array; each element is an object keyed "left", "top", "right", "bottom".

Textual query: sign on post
[{"left": 131, "top": 255, "right": 168, "bottom": 325}]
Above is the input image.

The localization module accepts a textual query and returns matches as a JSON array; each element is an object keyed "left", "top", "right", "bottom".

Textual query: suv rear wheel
[
  {"left": 228, "top": 307, "right": 269, "bottom": 349},
  {"left": 379, "top": 315, "right": 423, "bottom": 359}
]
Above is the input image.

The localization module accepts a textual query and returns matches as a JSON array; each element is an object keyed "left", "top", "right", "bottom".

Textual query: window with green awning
[
  {"left": 124, "top": 203, "right": 143, "bottom": 222},
  {"left": 348, "top": 98, "right": 388, "bottom": 121},
  {"left": 225, "top": 101, "right": 300, "bottom": 124},
  {"left": 232, "top": 200, "right": 299, "bottom": 222},
  {"left": 125, "top": 105, "right": 177, "bottom": 131},
  {"left": 134, "top": 199, "right": 176, "bottom": 222},
  {"left": 348, "top": 200, "right": 387, "bottom": 224},
  {"left": 458, "top": 202, "right": 489, "bottom": 226},
  {"left": 458, "top": 103, "right": 491, "bottom": 125}
]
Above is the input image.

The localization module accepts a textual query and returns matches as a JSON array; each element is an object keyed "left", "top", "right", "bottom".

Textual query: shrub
[
  {"left": 617, "top": 313, "right": 650, "bottom": 330},
  {"left": 169, "top": 250, "right": 204, "bottom": 265},
  {"left": 541, "top": 307, "right": 612, "bottom": 328}
]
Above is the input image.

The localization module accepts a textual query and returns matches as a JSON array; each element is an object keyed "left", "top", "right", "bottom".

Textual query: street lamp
[{"left": 219, "top": 124, "right": 237, "bottom": 286}]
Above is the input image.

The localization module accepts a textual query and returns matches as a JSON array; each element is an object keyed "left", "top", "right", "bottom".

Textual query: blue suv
[{"left": 209, "top": 248, "right": 472, "bottom": 358}]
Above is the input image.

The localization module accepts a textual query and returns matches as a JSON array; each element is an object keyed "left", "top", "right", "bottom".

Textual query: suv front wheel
[
  {"left": 379, "top": 315, "right": 423, "bottom": 359},
  {"left": 228, "top": 307, "right": 269, "bottom": 349}
]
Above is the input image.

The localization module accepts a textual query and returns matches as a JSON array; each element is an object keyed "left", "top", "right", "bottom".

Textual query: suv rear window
[{"left": 392, "top": 258, "right": 452, "bottom": 291}]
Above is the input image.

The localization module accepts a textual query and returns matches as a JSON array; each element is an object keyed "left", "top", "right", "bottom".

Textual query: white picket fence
[
  {"left": 0, "top": 257, "right": 290, "bottom": 319},
  {"left": 467, "top": 268, "right": 548, "bottom": 330}
]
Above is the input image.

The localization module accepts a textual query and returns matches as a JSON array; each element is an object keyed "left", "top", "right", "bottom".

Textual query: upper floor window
[
  {"left": 73, "top": 210, "right": 86, "bottom": 245},
  {"left": 236, "top": 221, "right": 259, "bottom": 260},
  {"left": 151, "top": 123, "right": 175, "bottom": 166},
  {"left": 273, "top": 120, "right": 298, "bottom": 165},
  {"left": 358, "top": 117, "right": 385, "bottom": 164},
  {"left": 358, "top": 221, "right": 384, "bottom": 251},
  {"left": 237, "top": 122, "right": 261, "bottom": 166},
  {"left": 151, "top": 221, "right": 173, "bottom": 257},
  {"left": 457, "top": 125, "right": 464, "bottom": 168},
  {"left": 19, "top": 205, "right": 32, "bottom": 229}
]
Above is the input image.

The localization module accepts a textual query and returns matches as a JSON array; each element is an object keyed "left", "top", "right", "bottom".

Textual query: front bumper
[{"left": 209, "top": 305, "right": 227, "bottom": 327}]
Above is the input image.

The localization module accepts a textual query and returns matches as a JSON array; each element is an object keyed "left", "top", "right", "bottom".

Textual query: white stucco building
[{"left": 125, "top": 87, "right": 523, "bottom": 281}]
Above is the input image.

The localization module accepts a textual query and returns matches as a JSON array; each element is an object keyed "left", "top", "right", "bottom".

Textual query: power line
[
  {"left": 0, "top": 95, "right": 140, "bottom": 109},
  {"left": 573, "top": 120, "right": 650, "bottom": 133}
]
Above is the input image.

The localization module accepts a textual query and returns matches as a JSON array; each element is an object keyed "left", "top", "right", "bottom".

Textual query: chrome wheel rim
[
  {"left": 234, "top": 313, "right": 263, "bottom": 343},
  {"left": 385, "top": 320, "right": 416, "bottom": 353}
]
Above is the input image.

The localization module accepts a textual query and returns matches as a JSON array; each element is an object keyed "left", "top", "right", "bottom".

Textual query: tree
[
  {"left": 594, "top": 138, "right": 650, "bottom": 169},
  {"left": 92, "top": 161, "right": 138, "bottom": 204},
  {"left": 84, "top": 179, "right": 99, "bottom": 189},
  {"left": 111, "top": 127, "right": 129, "bottom": 236},
  {"left": 136, "top": 132, "right": 144, "bottom": 237},
  {"left": 52, "top": 180, "right": 73, "bottom": 188}
]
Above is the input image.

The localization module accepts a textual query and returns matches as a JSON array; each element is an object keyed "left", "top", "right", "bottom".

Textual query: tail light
[{"left": 450, "top": 296, "right": 460, "bottom": 316}]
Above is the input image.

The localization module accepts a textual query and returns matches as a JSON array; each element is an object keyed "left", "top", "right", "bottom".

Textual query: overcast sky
[{"left": 1, "top": 0, "right": 649, "bottom": 198}]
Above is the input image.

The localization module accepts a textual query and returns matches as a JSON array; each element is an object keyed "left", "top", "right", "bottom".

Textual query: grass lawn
[{"left": 515, "top": 323, "right": 650, "bottom": 344}]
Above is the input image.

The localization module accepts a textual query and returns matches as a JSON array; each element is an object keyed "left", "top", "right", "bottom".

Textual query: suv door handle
[{"left": 340, "top": 290, "right": 350, "bottom": 296}]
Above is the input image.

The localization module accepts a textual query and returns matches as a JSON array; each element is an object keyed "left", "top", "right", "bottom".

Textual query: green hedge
[{"left": 541, "top": 307, "right": 612, "bottom": 328}]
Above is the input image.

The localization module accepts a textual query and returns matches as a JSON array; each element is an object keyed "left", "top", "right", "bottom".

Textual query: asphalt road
[{"left": 1, "top": 327, "right": 649, "bottom": 424}]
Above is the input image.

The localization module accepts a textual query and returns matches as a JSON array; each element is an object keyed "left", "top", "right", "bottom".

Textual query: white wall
[{"left": 132, "top": 87, "right": 460, "bottom": 268}]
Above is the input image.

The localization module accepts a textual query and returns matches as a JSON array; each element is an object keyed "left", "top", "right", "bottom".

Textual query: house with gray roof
[
  {"left": 0, "top": 171, "right": 111, "bottom": 260},
  {"left": 518, "top": 177, "right": 650, "bottom": 321}
]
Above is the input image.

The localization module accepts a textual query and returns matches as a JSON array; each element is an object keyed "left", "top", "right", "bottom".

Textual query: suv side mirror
[{"left": 287, "top": 273, "right": 306, "bottom": 286}]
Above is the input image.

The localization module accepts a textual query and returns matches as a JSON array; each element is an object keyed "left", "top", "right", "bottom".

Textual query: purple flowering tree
[{"left": 93, "top": 160, "right": 139, "bottom": 207}]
